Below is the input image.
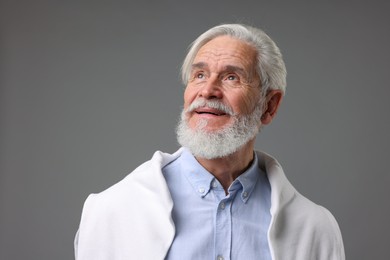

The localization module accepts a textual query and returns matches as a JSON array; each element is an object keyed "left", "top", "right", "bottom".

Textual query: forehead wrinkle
[
  {"left": 196, "top": 48, "right": 247, "bottom": 62},
  {"left": 197, "top": 47, "right": 254, "bottom": 66}
]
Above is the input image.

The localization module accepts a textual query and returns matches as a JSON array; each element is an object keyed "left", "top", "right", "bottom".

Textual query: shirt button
[
  {"left": 220, "top": 202, "right": 225, "bottom": 210},
  {"left": 243, "top": 191, "right": 248, "bottom": 198},
  {"left": 212, "top": 181, "right": 218, "bottom": 188},
  {"left": 217, "top": 255, "right": 224, "bottom": 260},
  {"left": 198, "top": 187, "right": 205, "bottom": 194}
]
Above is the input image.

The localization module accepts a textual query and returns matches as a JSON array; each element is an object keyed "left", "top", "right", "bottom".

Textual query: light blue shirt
[{"left": 162, "top": 148, "right": 272, "bottom": 260}]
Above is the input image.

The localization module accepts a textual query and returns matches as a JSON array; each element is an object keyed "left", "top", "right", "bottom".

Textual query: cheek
[
  {"left": 233, "top": 90, "right": 260, "bottom": 114},
  {"left": 241, "top": 97, "right": 256, "bottom": 113},
  {"left": 183, "top": 84, "right": 201, "bottom": 109},
  {"left": 183, "top": 87, "right": 193, "bottom": 108}
]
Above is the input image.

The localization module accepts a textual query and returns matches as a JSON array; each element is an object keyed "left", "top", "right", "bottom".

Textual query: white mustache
[{"left": 186, "top": 99, "right": 234, "bottom": 115}]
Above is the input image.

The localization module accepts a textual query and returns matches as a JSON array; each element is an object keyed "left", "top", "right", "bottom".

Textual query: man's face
[{"left": 183, "top": 35, "right": 261, "bottom": 133}]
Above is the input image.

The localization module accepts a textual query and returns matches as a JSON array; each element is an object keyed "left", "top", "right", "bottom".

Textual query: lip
[{"left": 194, "top": 107, "right": 227, "bottom": 116}]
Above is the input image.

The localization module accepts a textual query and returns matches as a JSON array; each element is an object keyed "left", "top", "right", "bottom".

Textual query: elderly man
[{"left": 75, "top": 24, "right": 345, "bottom": 259}]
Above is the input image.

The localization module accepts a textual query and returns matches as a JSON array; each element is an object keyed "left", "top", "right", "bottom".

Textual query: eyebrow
[
  {"left": 191, "top": 62, "right": 208, "bottom": 71},
  {"left": 191, "top": 62, "right": 248, "bottom": 77}
]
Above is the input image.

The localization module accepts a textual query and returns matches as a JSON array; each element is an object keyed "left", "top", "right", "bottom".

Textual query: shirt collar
[
  {"left": 180, "top": 148, "right": 260, "bottom": 202},
  {"left": 233, "top": 152, "right": 259, "bottom": 203},
  {"left": 180, "top": 148, "right": 214, "bottom": 198}
]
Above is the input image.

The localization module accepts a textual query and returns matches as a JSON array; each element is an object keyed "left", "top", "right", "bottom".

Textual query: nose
[{"left": 198, "top": 76, "right": 223, "bottom": 99}]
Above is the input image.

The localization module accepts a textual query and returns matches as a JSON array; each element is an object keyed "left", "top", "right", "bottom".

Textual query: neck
[{"left": 195, "top": 140, "right": 255, "bottom": 192}]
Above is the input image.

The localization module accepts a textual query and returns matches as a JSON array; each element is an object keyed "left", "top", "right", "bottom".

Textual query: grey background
[{"left": 1, "top": 0, "right": 389, "bottom": 259}]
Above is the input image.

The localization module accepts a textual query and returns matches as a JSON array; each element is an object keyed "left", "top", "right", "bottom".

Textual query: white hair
[{"left": 181, "top": 24, "right": 287, "bottom": 95}]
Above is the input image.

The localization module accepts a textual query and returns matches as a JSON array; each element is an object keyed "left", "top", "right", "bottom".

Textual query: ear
[{"left": 261, "top": 90, "right": 283, "bottom": 125}]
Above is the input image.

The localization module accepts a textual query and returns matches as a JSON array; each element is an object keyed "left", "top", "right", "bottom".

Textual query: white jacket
[{"left": 75, "top": 148, "right": 345, "bottom": 260}]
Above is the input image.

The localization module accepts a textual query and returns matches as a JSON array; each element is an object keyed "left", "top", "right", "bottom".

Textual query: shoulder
[
  {"left": 257, "top": 150, "right": 344, "bottom": 258},
  {"left": 289, "top": 192, "right": 342, "bottom": 236},
  {"left": 255, "top": 150, "right": 339, "bottom": 226},
  {"left": 75, "top": 149, "right": 183, "bottom": 259},
  {"left": 291, "top": 194, "right": 345, "bottom": 258},
  {"left": 77, "top": 148, "right": 184, "bottom": 223},
  {"left": 272, "top": 193, "right": 345, "bottom": 259},
  {"left": 88, "top": 148, "right": 184, "bottom": 200}
]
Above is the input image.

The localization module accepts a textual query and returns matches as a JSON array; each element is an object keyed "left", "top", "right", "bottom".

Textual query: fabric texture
[{"left": 74, "top": 148, "right": 345, "bottom": 260}]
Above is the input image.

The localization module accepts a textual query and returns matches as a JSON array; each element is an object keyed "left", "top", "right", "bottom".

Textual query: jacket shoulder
[
  {"left": 273, "top": 191, "right": 345, "bottom": 259},
  {"left": 257, "top": 150, "right": 345, "bottom": 259},
  {"left": 74, "top": 149, "right": 180, "bottom": 259}
]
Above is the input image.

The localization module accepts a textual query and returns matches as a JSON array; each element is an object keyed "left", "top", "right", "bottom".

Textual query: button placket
[{"left": 215, "top": 198, "right": 231, "bottom": 260}]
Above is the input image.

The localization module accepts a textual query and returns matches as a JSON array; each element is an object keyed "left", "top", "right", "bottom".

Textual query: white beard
[{"left": 176, "top": 99, "right": 263, "bottom": 159}]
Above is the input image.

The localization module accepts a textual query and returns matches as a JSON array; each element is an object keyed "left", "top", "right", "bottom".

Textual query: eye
[
  {"left": 226, "top": 74, "right": 238, "bottom": 81},
  {"left": 192, "top": 71, "right": 207, "bottom": 82},
  {"left": 196, "top": 73, "right": 205, "bottom": 79}
]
